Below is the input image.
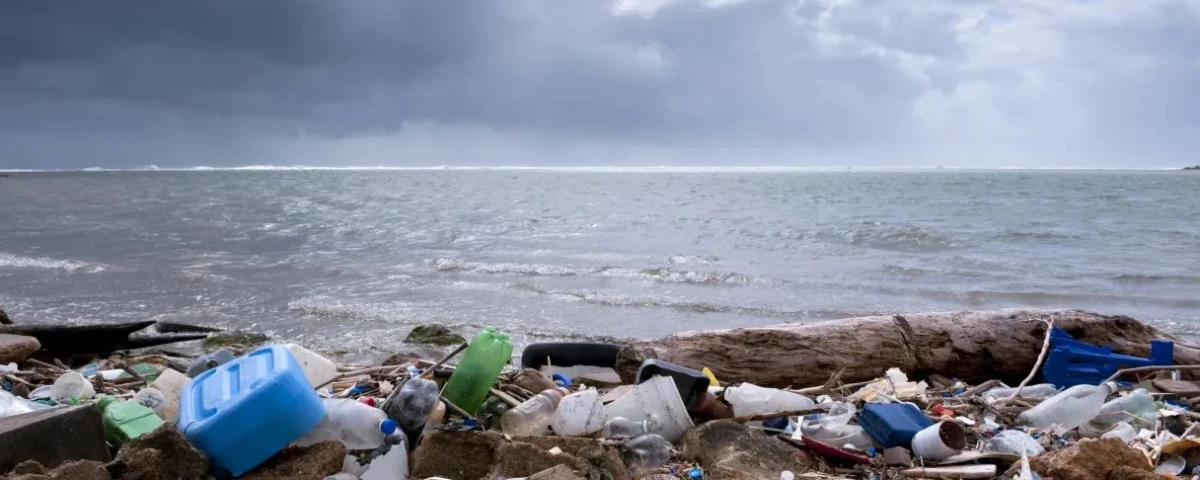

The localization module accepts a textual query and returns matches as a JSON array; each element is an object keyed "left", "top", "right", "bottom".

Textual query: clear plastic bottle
[
  {"left": 501, "top": 388, "right": 569, "bottom": 437},
  {"left": 623, "top": 434, "right": 671, "bottom": 469},
  {"left": 295, "top": 398, "right": 399, "bottom": 450},
  {"left": 1092, "top": 389, "right": 1157, "bottom": 426},
  {"left": 1017, "top": 382, "right": 1117, "bottom": 431},
  {"left": 982, "top": 384, "right": 1059, "bottom": 403},
  {"left": 723, "top": 383, "right": 815, "bottom": 417},
  {"left": 385, "top": 376, "right": 440, "bottom": 436},
  {"left": 603, "top": 416, "right": 661, "bottom": 439},
  {"left": 187, "top": 349, "right": 236, "bottom": 378}
]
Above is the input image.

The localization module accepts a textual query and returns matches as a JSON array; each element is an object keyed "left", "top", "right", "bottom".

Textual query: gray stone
[
  {"left": 0, "top": 406, "right": 110, "bottom": 474},
  {"left": 106, "top": 424, "right": 209, "bottom": 480},
  {"left": 680, "top": 420, "right": 814, "bottom": 480},
  {"left": 404, "top": 324, "right": 466, "bottom": 346},
  {"left": 0, "top": 334, "right": 39, "bottom": 364},
  {"left": 240, "top": 441, "right": 346, "bottom": 480}
]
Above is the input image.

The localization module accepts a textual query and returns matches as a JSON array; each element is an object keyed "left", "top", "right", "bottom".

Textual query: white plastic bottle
[
  {"left": 295, "top": 398, "right": 399, "bottom": 450},
  {"left": 1017, "top": 382, "right": 1118, "bottom": 431},
  {"left": 1092, "top": 389, "right": 1157, "bottom": 426},
  {"left": 723, "top": 383, "right": 815, "bottom": 417}
]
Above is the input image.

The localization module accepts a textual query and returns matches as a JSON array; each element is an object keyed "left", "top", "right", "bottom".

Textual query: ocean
[{"left": 1, "top": 169, "right": 1198, "bottom": 357}]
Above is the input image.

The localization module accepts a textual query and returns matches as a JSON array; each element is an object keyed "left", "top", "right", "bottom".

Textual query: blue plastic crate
[
  {"left": 178, "top": 345, "right": 325, "bottom": 477},
  {"left": 858, "top": 403, "right": 933, "bottom": 449}
]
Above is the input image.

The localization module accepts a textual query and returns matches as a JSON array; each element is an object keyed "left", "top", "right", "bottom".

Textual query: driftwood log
[{"left": 615, "top": 309, "right": 1200, "bottom": 388}]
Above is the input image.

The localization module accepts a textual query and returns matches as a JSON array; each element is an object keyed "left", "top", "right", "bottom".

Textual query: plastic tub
[
  {"left": 178, "top": 345, "right": 325, "bottom": 477},
  {"left": 604, "top": 375, "right": 694, "bottom": 443},
  {"left": 858, "top": 403, "right": 933, "bottom": 449},
  {"left": 636, "top": 359, "right": 710, "bottom": 410}
]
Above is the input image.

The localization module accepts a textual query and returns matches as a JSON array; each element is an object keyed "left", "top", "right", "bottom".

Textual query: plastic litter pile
[{"left": 2, "top": 323, "right": 1200, "bottom": 480}]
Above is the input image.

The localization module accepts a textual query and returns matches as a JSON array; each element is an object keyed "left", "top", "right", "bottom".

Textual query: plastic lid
[{"left": 379, "top": 418, "right": 398, "bottom": 435}]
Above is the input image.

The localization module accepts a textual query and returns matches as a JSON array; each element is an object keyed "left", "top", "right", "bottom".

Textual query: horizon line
[{"left": 1, "top": 165, "right": 1191, "bottom": 173}]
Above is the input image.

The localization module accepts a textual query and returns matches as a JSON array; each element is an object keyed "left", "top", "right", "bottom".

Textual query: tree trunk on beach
[{"left": 615, "top": 309, "right": 1200, "bottom": 388}]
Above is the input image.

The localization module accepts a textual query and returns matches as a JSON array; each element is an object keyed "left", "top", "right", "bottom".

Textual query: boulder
[
  {"left": 105, "top": 424, "right": 208, "bottom": 480},
  {"left": 240, "top": 441, "right": 346, "bottom": 480},
  {"left": 404, "top": 324, "right": 466, "bottom": 346},
  {"left": 617, "top": 309, "right": 1200, "bottom": 388},
  {"left": 0, "top": 334, "right": 39, "bottom": 364},
  {"left": 528, "top": 465, "right": 588, "bottom": 480},
  {"left": 2, "top": 460, "right": 110, "bottom": 480},
  {"left": 411, "top": 431, "right": 504, "bottom": 480},
  {"left": 0, "top": 309, "right": 10, "bottom": 325},
  {"left": 411, "top": 430, "right": 627, "bottom": 480},
  {"left": 514, "top": 368, "right": 558, "bottom": 394},
  {"left": 1108, "top": 467, "right": 1166, "bottom": 480},
  {"left": 493, "top": 442, "right": 591, "bottom": 479},
  {"left": 1014, "top": 438, "right": 1153, "bottom": 480},
  {"left": 680, "top": 420, "right": 814, "bottom": 480},
  {"left": 0, "top": 406, "right": 110, "bottom": 474},
  {"left": 202, "top": 330, "right": 269, "bottom": 350}
]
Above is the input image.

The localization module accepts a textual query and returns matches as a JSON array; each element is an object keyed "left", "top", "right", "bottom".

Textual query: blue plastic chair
[{"left": 1041, "top": 328, "right": 1174, "bottom": 388}]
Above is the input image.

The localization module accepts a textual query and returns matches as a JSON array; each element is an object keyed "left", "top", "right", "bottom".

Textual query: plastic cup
[
  {"left": 603, "top": 375, "right": 694, "bottom": 443},
  {"left": 911, "top": 421, "right": 966, "bottom": 461}
]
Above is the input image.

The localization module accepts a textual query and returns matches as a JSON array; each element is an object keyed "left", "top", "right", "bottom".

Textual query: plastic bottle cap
[
  {"left": 379, "top": 419, "right": 398, "bottom": 435},
  {"left": 96, "top": 396, "right": 115, "bottom": 410}
]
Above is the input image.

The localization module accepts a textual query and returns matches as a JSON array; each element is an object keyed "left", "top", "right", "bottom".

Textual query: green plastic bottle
[
  {"left": 442, "top": 326, "right": 513, "bottom": 415},
  {"left": 97, "top": 396, "right": 164, "bottom": 445}
]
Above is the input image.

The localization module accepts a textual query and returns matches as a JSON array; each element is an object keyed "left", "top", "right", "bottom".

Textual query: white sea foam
[{"left": 0, "top": 252, "right": 104, "bottom": 272}]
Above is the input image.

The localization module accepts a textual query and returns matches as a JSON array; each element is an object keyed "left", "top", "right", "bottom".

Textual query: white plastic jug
[
  {"left": 724, "top": 383, "right": 815, "bottom": 417},
  {"left": 360, "top": 441, "right": 408, "bottom": 480},
  {"left": 604, "top": 376, "right": 694, "bottom": 443},
  {"left": 285, "top": 344, "right": 339, "bottom": 388},
  {"left": 552, "top": 389, "right": 606, "bottom": 437}
]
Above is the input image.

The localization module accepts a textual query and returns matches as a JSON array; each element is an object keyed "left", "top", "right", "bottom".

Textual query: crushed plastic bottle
[
  {"left": 1017, "top": 382, "right": 1117, "bottom": 432},
  {"left": 603, "top": 416, "right": 660, "bottom": 439},
  {"left": 295, "top": 398, "right": 399, "bottom": 450},
  {"left": 186, "top": 349, "right": 235, "bottom": 378},
  {"left": 1092, "top": 389, "right": 1158, "bottom": 426},
  {"left": 623, "top": 434, "right": 670, "bottom": 470},
  {"left": 982, "top": 384, "right": 1059, "bottom": 403},
  {"left": 501, "top": 388, "right": 569, "bottom": 437},
  {"left": 984, "top": 430, "right": 1045, "bottom": 456},
  {"left": 51, "top": 371, "right": 96, "bottom": 404},
  {"left": 0, "top": 389, "right": 46, "bottom": 417},
  {"left": 385, "top": 376, "right": 440, "bottom": 442},
  {"left": 798, "top": 418, "right": 875, "bottom": 451},
  {"left": 1100, "top": 422, "right": 1137, "bottom": 444},
  {"left": 724, "top": 383, "right": 815, "bottom": 417},
  {"left": 552, "top": 388, "right": 606, "bottom": 437}
]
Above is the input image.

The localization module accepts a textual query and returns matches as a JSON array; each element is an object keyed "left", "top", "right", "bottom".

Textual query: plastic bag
[{"left": 985, "top": 430, "right": 1045, "bottom": 456}]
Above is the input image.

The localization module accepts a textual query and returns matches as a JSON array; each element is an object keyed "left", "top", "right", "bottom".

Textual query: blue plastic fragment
[
  {"left": 552, "top": 373, "right": 571, "bottom": 387},
  {"left": 1042, "top": 328, "right": 1174, "bottom": 388}
]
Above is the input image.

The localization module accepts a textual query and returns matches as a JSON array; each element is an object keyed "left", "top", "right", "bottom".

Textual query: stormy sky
[{"left": 2, "top": 0, "right": 1197, "bottom": 169}]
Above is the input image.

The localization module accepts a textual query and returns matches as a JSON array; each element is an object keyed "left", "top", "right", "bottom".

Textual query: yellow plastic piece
[{"left": 702, "top": 367, "right": 720, "bottom": 387}]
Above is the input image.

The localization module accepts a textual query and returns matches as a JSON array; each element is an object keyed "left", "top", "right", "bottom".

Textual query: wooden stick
[
  {"left": 420, "top": 343, "right": 469, "bottom": 380},
  {"left": 1005, "top": 315, "right": 1054, "bottom": 401},
  {"left": 316, "top": 364, "right": 408, "bottom": 389},
  {"left": 790, "top": 367, "right": 848, "bottom": 395},
  {"left": 440, "top": 395, "right": 475, "bottom": 420},
  {"left": 1105, "top": 365, "right": 1200, "bottom": 384},
  {"left": 27, "top": 358, "right": 65, "bottom": 372},
  {"left": 381, "top": 343, "right": 469, "bottom": 411},
  {"left": 490, "top": 388, "right": 521, "bottom": 407},
  {"left": 4, "top": 374, "right": 33, "bottom": 386},
  {"left": 959, "top": 379, "right": 1002, "bottom": 398},
  {"left": 119, "top": 362, "right": 148, "bottom": 386},
  {"left": 732, "top": 407, "right": 825, "bottom": 423}
]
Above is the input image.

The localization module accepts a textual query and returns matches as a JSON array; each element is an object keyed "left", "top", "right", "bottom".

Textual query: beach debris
[
  {"left": 1, "top": 311, "right": 1200, "bottom": 480},
  {"left": 402, "top": 324, "right": 466, "bottom": 346},
  {"left": 0, "top": 335, "right": 39, "bottom": 365}
]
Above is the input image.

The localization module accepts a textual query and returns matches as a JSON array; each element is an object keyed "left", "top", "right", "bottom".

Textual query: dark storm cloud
[{"left": 1, "top": 0, "right": 1198, "bottom": 169}]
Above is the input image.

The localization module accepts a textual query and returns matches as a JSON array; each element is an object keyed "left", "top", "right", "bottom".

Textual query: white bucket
[
  {"left": 604, "top": 376, "right": 694, "bottom": 443},
  {"left": 911, "top": 421, "right": 966, "bottom": 461}
]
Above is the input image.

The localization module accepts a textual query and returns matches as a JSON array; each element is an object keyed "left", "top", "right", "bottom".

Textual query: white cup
[{"left": 911, "top": 421, "right": 966, "bottom": 461}]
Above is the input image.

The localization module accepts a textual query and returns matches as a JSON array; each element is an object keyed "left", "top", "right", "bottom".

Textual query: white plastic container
[
  {"left": 0, "top": 389, "right": 44, "bottom": 418},
  {"left": 552, "top": 388, "right": 606, "bottom": 437},
  {"left": 724, "top": 383, "right": 815, "bottom": 417},
  {"left": 149, "top": 369, "right": 189, "bottom": 422},
  {"left": 604, "top": 375, "right": 695, "bottom": 443},
  {"left": 295, "top": 398, "right": 398, "bottom": 450},
  {"left": 1017, "top": 382, "right": 1117, "bottom": 432},
  {"left": 797, "top": 421, "right": 875, "bottom": 451},
  {"left": 911, "top": 421, "right": 966, "bottom": 461},
  {"left": 51, "top": 371, "right": 96, "bottom": 404},
  {"left": 1101, "top": 422, "right": 1137, "bottom": 444},
  {"left": 360, "top": 440, "right": 408, "bottom": 480},
  {"left": 285, "top": 344, "right": 339, "bottom": 388},
  {"left": 133, "top": 388, "right": 167, "bottom": 417},
  {"left": 982, "top": 384, "right": 1059, "bottom": 403}
]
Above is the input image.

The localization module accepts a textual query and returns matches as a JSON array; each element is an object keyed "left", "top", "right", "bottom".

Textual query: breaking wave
[
  {"left": 510, "top": 283, "right": 862, "bottom": 319},
  {"left": 433, "top": 258, "right": 771, "bottom": 286},
  {"left": 0, "top": 252, "right": 105, "bottom": 272}
]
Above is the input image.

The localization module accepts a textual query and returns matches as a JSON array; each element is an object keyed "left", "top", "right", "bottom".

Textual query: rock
[
  {"left": 681, "top": 420, "right": 814, "bottom": 480},
  {"left": 492, "top": 442, "right": 592, "bottom": 479},
  {"left": 617, "top": 309, "right": 1200, "bottom": 388},
  {"left": 9, "top": 461, "right": 47, "bottom": 475},
  {"left": 0, "top": 309, "right": 10, "bottom": 325},
  {"left": 2, "top": 460, "right": 110, "bottom": 480},
  {"left": 404, "top": 324, "right": 466, "bottom": 346},
  {"left": 0, "top": 334, "right": 39, "bottom": 364},
  {"left": 1108, "top": 467, "right": 1165, "bottom": 480},
  {"left": 240, "top": 441, "right": 346, "bottom": 480},
  {"left": 411, "top": 431, "right": 627, "bottom": 480},
  {"left": 202, "top": 330, "right": 269, "bottom": 349},
  {"left": 528, "top": 465, "right": 588, "bottom": 480},
  {"left": 1015, "top": 438, "right": 1153, "bottom": 480},
  {"left": 105, "top": 424, "right": 208, "bottom": 480},
  {"left": 514, "top": 368, "right": 558, "bottom": 393},
  {"left": 0, "top": 406, "right": 110, "bottom": 474},
  {"left": 411, "top": 430, "right": 504, "bottom": 480},
  {"left": 381, "top": 346, "right": 445, "bottom": 367}
]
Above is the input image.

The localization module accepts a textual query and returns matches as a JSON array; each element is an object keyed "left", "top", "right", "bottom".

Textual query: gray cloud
[{"left": 1, "top": 0, "right": 1197, "bottom": 169}]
